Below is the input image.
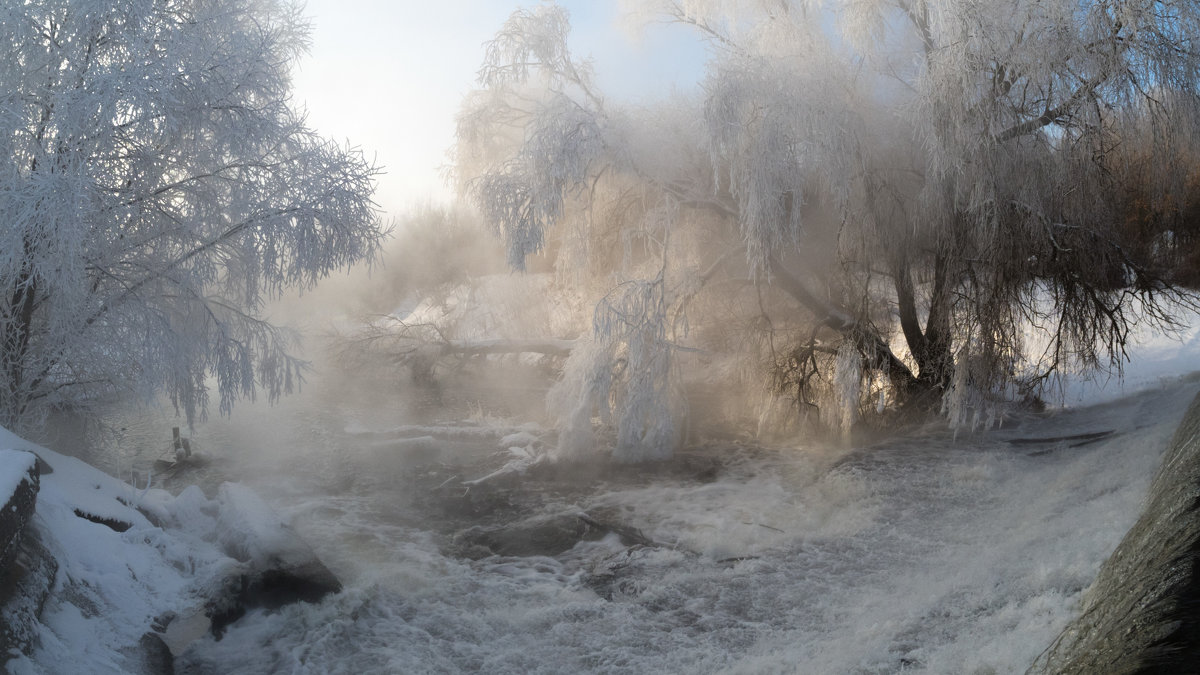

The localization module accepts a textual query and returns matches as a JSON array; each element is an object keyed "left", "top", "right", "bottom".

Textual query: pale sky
[{"left": 290, "top": 1, "right": 707, "bottom": 215}]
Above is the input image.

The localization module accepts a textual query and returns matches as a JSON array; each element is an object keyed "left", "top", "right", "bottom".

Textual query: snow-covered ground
[
  {"left": 0, "top": 426, "right": 208, "bottom": 674},
  {"left": 5, "top": 317, "right": 1200, "bottom": 673},
  {"left": 0, "top": 426, "right": 339, "bottom": 674},
  {"left": 1031, "top": 300, "right": 1200, "bottom": 407}
]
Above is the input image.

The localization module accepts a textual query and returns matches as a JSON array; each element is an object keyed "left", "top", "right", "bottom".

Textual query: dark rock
[
  {"left": 119, "top": 632, "right": 175, "bottom": 675},
  {"left": 151, "top": 611, "right": 177, "bottom": 633},
  {"left": 245, "top": 562, "right": 343, "bottom": 608},
  {"left": 453, "top": 512, "right": 604, "bottom": 558},
  {"left": 0, "top": 529, "right": 59, "bottom": 665},
  {"left": 196, "top": 483, "right": 343, "bottom": 638},
  {"left": 1, "top": 452, "right": 38, "bottom": 571},
  {"left": 207, "top": 601, "right": 246, "bottom": 639},
  {"left": 73, "top": 508, "right": 133, "bottom": 532},
  {"left": 0, "top": 451, "right": 50, "bottom": 667},
  {"left": 32, "top": 453, "right": 52, "bottom": 475},
  {"left": 584, "top": 545, "right": 669, "bottom": 601},
  {"left": 203, "top": 556, "right": 341, "bottom": 638},
  {"left": 452, "top": 511, "right": 658, "bottom": 559}
]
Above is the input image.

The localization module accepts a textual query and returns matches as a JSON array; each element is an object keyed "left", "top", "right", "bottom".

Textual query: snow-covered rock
[
  {"left": 214, "top": 482, "right": 342, "bottom": 608},
  {"left": 0, "top": 448, "right": 38, "bottom": 569},
  {"left": 0, "top": 426, "right": 341, "bottom": 674},
  {"left": 0, "top": 448, "right": 47, "bottom": 662}
]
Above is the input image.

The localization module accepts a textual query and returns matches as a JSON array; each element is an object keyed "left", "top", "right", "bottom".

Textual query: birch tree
[
  {"left": 451, "top": 0, "right": 1200, "bottom": 457},
  {"left": 0, "top": 0, "right": 386, "bottom": 431}
]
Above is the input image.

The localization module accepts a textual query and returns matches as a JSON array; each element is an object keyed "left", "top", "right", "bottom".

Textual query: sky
[{"left": 289, "top": 1, "right": 708, "bottom": 216}]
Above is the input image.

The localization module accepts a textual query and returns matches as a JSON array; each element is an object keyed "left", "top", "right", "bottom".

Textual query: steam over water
[{"left": 95, "top": 375, "right": 1199, "bottom": 674}]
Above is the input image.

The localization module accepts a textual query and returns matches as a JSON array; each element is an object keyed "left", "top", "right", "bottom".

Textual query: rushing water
[{"left": 77, "top": 374, "right": 1200, "bottom": 674}]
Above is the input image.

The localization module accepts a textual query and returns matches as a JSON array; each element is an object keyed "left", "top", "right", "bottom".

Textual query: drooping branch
[
  {"left": 767, "top": 254, "right": 918, "bottom": 393},
  {"left": 899, "top": 0, "right": 936, "bottom": 56},
  {"left": 994, "top": 74, "right": 1104, "bottom": 142}
]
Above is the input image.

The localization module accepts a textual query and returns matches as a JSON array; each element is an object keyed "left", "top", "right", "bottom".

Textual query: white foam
[{"left": 172, "top": 378, "right": 1197, "bottom": 674}]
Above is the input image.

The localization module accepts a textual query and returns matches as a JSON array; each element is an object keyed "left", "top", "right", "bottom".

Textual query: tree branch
[
  {"left": 994, "top": 76, "right": 1103, "bottom": 143},
  {"left": 767, "top": 254, "right": 918, "bottom": 392}
]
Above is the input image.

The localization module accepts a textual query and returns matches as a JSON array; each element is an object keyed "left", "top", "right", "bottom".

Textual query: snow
[
  {"left": 4, "top": 433, "right": 203, "bottom": 674},
  {"left": 463, "top": 438, "right": 547, "bottom": 486},
  {"left": 1035, "top": 302, "right": 1200, "bottom": 408},
  {"left": 0, "top": 425, "right": 49, "bottom": 460},
  {"left": 0, "top": 427, "right": 322, "bottom": 674},
  {"left": 215, "top": 481, "right": 313, "bottom": 568},
  {"left": 0, "top": 447, "right": 37, "bottom": 505}
]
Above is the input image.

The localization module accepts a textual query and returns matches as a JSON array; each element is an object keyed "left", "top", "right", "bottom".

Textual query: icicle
[
  {"left": 944, "top": 341, "right": 972, "bottom": 437},
  {"left": 833, "top": 342, "right": 862, "bottom": 441}
]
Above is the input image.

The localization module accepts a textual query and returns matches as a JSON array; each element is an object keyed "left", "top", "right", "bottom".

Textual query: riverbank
[{"left": 0, "top": 426, "right": 339, "bottom": 674}]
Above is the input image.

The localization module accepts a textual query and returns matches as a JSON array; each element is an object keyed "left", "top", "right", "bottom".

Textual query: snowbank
[
  {"left": 0, "top": 426, "right": 341, "bottom": 674},
  {"left": 1044, "top": 302, "right": 1200, "bottom": 407}
]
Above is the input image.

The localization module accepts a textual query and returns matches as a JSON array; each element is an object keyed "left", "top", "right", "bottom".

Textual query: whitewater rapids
[{"left": 87, "top": 375, "right": 1197, "bottom": 674}]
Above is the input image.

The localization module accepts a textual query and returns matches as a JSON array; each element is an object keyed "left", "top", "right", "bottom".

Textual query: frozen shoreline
[{"left": 0, "top": 426, "right": 340, "bottom": 674}]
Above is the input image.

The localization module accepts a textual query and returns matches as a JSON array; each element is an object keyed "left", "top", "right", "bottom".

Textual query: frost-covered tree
[
  {"left": 0, "top": 0, "right": 385, "bottom": 431},
  {"left": 683, "top": 0, "right": 1200, "bottom": 409},
  {"left": 450, "top": 1, "right": 1200, "bottom": 458}
]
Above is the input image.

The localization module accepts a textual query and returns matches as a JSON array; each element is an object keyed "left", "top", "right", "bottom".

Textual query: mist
[{"left": 7, "top": 1, "right": 1200, "bottom": 673}]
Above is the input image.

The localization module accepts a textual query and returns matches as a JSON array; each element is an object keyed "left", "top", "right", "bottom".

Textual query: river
[{"left": 67, "top": 372, "right": 1198, "bottom": 674}]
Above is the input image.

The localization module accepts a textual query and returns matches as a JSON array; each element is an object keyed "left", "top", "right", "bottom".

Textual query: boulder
[
  {"left": 0, "top": 529, "right": 58, "bottom": 665},
  {"left": 451, "top": 510, "right": 657, "bottom": 559},
  {"left": 0, "top": 449, "right": 38, "bottom": 571},
  {"left": 181, "top": 482, "right": 343, "bottom": 636},
  {"left": 0, "top": 450, "right": 54, "bottom": 666},
  {"left": 213, "top": 482, "right": 343, "bottom": 606},
  {"left": 118, "top": 632, "right": 176, "bottom": 675}
]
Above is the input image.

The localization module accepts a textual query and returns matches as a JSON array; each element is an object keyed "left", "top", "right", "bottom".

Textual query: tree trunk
[
  {"left": 893, "top": 251, "right": 954, "bottom": 391},
  {"left": 2, "top": 253, "right": 38, "bottom": 426},
  {"left": 767, "top": 254, "right": 920, "bottom": 396}
]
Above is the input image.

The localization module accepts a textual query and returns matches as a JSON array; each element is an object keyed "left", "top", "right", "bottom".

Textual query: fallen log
[{"left": 349, "top": 424, "right": 545, "bottom": 442}]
